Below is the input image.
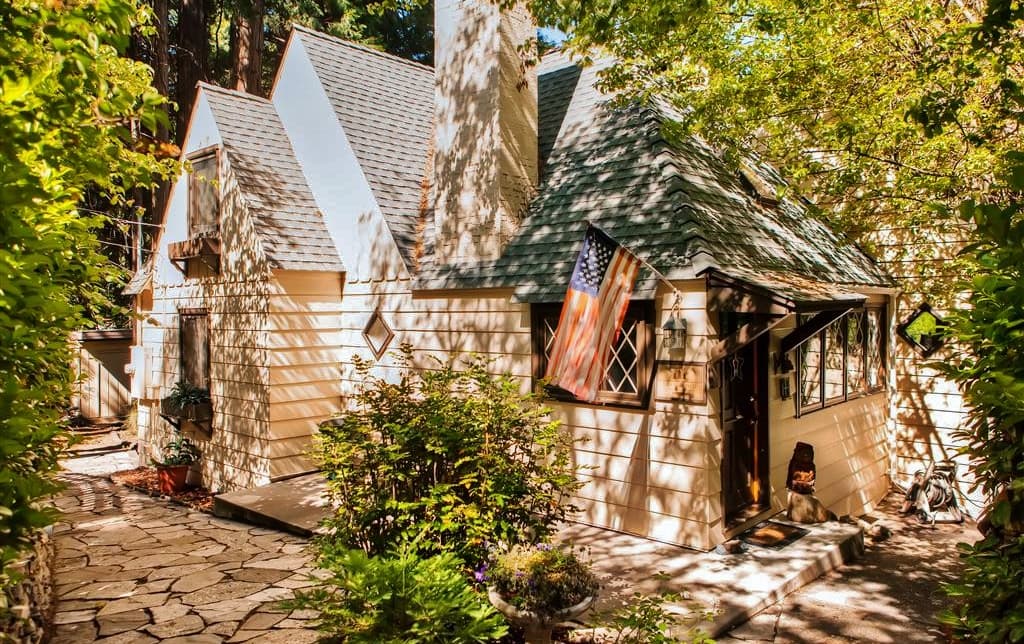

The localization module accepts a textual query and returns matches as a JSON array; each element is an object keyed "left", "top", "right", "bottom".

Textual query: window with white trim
[{"left": 188, "top": 150, "right": 220, "bottom": 238}]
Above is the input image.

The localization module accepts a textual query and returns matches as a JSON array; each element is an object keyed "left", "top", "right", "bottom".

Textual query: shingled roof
[
  {"left": 293, "top": 27, "right": 434, "bottom": 271},
  {"left": 416, "top": 51, "right": 892, "bottom": 300},
  {"left": 200, "top": 83, "right": 344, "bottom": 272}
]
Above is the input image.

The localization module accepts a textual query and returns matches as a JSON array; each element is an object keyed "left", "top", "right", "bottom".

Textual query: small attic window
[
  {"left": 188, "top": 148, "right": 220, "bottom": 238},
  {"left": 362, "top": 309, "right": 395, "bottom": 360},
  {"left": 897, "top": 303, "right": 945, "bottom": 357},
  {"left": 739, "top": 162, "right": 780, "bottom": 206}
]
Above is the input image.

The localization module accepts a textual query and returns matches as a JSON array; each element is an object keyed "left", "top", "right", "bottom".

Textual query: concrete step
[{"left": 213, "top": 473, "right": 330, "bottom": 538}]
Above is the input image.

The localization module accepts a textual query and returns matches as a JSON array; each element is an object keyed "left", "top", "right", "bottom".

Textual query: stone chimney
[{"left": 433, "top": 0, "right": 538, "bottom": 264}]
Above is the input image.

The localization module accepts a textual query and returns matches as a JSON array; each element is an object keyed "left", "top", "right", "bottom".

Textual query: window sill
[
  {"left": 796, "top": 387, "right": 886, "bottom": 418},
  {"left": 542, "top": 388, "right": 649, "bottom": 411}
]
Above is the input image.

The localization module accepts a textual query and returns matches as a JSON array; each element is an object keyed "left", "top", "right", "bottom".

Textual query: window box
[
  {"left": 168, "top": 235, "right": 221, "bottom": 275},
  {"left": 159, "top": 396, "right": 213, "bottom": 423}
]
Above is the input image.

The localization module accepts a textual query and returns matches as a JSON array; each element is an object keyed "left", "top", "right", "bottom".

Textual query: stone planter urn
[{"left": 487, "top": 587, "right": 596, "bottom": 644}]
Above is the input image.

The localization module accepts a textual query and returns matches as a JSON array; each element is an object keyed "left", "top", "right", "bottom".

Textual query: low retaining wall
[{"left": 1, "top": 529, "right": 55, "bottom": 643}]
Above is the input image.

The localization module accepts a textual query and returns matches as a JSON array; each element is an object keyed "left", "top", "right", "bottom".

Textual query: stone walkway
[{"left": 51, "top": 473, "right": 325, "bottom": 643}]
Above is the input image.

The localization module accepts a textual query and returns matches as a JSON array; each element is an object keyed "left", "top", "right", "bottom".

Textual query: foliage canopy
[
  {"left": 0, "top": 0, "right": 174, "bottom": 597},
  {"left": 528, "top": 0, "right": 1020, "bottom": 299}
]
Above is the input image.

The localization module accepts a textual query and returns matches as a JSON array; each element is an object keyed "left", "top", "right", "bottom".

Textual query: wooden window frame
[
  {"left": 179, "top": 308, "right": 211, "bottom": 391},
  {"left": 531, "top": 301, "right": 655, "bottom": 408},
  {"left": 187, "top": 146, "right": 221, "bottom": 239},
  {"left": 795, "top": 305, "right": 886, "bottom": 417}
]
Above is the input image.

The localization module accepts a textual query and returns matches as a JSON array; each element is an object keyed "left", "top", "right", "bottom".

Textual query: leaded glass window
[
  {"left": 534, "top": 301, "right": 653, "bottom": 406},
  {"left": 797, "top": 306, "right": 886, "bottom": 415},
  {"left": 847, "top": 312, "right": 866, "bottom": 393}
]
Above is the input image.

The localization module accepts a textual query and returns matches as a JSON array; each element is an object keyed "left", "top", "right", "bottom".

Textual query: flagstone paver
[{"left": 53, "top": 473, "right": 325, "bottom": 643}]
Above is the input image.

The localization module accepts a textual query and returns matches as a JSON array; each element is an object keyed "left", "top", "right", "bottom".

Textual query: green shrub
[
  {"left": 292, "top": 544, "right": 507, "bottom": 644},
  {"left": 939, "top": 183, "right": 1024, "bottom": 642},
  {"left": 315, "top": 348, "right": 583, "bottom": 566}
]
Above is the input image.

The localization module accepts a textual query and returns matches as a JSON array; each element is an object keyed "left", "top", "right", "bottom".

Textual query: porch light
[{"left": 662, "top": 315, "right": 687, "bottom": 351}]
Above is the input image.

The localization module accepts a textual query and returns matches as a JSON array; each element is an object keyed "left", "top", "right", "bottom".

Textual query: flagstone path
[{"left": 51, "top": 472, "right": 325, "bottom": 643}]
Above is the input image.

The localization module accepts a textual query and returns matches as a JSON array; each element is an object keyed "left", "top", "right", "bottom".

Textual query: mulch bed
[{"left": 110, "top": 466, "right": 215, "bottom": 513}]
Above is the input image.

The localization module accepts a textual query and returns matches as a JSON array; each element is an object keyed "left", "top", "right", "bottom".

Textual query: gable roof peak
[{"left": 196, "top": 81, "right": 272, "bottom": 105}]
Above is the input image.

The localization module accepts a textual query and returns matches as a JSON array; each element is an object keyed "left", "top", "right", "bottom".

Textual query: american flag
[{"left": 545, "top": 225, "right": 642, "bottom": 402}]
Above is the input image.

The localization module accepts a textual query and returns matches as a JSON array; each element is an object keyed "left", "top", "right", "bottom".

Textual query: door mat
[{"left": 738, "top": 520, "right": 809, "bottom": 550}]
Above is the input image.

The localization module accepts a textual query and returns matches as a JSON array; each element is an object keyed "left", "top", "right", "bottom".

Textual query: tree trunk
[
  {"left": 153, "top": 0, "right": 169, "bottom": 143},
  {"left": 230, "top": 0, "right": 264, "bottom": 95},
  {"left": 176, "top": 0, "right": 208, "bottom": 142}
]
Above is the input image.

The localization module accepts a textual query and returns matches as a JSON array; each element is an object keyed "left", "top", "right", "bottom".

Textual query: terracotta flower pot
[
  {"left": 157, "top": 464, "right": 190, "bottom": 494},
  {"left": 487, "top": 587, "right": 596, "bottom": 644}
]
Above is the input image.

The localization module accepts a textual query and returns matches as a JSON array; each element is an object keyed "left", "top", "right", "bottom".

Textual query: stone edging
[{"left": 1, "top": 528, "right": 56, "bottom": 644}]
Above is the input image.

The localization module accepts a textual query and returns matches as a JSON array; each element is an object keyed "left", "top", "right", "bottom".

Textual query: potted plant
[
  {"left": 483, "top": 543, "right": 600, "bottom": 644},
  {"left": 156, "top": 434, "right": 200, "bottom": 494},
  {"left": 160, "top": 381, "right": 212, "bottom": 423}
]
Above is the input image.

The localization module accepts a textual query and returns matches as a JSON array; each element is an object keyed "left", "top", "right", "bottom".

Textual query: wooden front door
[{"left": 721, "top": 335, "right": 769, "bottom": 523}]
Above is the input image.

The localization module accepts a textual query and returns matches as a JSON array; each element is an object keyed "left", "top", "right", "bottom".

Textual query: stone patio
[{"left": 51, "top": 473, "right": 324, "bottom": 643}]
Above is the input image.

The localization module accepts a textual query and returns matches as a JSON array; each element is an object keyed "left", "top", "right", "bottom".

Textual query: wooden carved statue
[{"left": 786, "top": 441, "right": 816, "bottom": 495}]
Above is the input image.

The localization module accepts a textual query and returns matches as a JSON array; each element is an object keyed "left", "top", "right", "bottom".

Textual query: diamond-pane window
[
  {"left": 796, "top": 305, "right": 886, "bottom": 415},
  {"left": 897, "top": 303, "right": 944, "bottom": 357},
  {"left": 362, "top": 309, "right": 394, "bottom": 360},
  {"left": 533, "top": 301, "right": 653, "bottom": 406}
]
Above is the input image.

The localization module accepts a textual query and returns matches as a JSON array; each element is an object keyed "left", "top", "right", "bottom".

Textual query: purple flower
[{"left": 474, "top": 563, "right": 488, "bottom": 582}]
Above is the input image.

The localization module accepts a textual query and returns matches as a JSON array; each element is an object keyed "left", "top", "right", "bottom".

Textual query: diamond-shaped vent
[
  {"left": 897, "top": 303, "right": 944, "bottom": 357},
  {"left": 362, "top": 309, "right": 395, "bottom": 360}
]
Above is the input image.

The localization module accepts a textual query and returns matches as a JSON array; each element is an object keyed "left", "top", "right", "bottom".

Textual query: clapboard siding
[
  {"left": 265, "top": 271, "right": 344, "bottom": 480},
  {"left": 763, "top": 316, "right": 891, "bottom": 520},
  {"left": 865, "top": 223, "right": 974, "bottom": 502},
  {"left": 137, "top": 147, "right": 274, "bottom": 493}
]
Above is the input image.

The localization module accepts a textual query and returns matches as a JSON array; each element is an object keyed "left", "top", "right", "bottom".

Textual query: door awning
[
  {"left": 780, "top": 308, "right": 851, "bottom": 354},
  {"left": 709, "top": 314, "right": 790, "bottom": 364},
  {"left": 706, "top": 268, "right": 867, "bottom": 314}
]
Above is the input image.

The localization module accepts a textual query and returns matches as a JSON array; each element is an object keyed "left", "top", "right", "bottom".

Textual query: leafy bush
[
  {"left": 159, "top": 435, "right": 200, "bottom": 466},
  {"left": 292, "top": 544, "right": 507, "bottom": 644},
  {"left": 167, "top": 381, "right": 211, "bottom": 406},
  {"left": 315, "top": 348, "right": 583, "bottom": 566},
  {"left": 485, "top": 543, "right": 599, "bottom": 615},
  {"left": 0, "top": 0, "right": 174, "bottom": 598},
  {"left": 939, "top": 170, "right": 1024, "bottom": 642}
]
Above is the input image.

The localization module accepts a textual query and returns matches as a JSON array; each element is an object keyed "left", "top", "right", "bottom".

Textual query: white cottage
[{"left": 130, "top": 1, "right": 902, "bottom": 550}]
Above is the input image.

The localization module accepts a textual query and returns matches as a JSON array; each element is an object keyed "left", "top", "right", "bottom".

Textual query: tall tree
[
  {"left": 229, "top": 0, "right": 265, "bottom": 93},
  {"left": 176, "top": 0, "right": 209, "bottom": 140}
]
